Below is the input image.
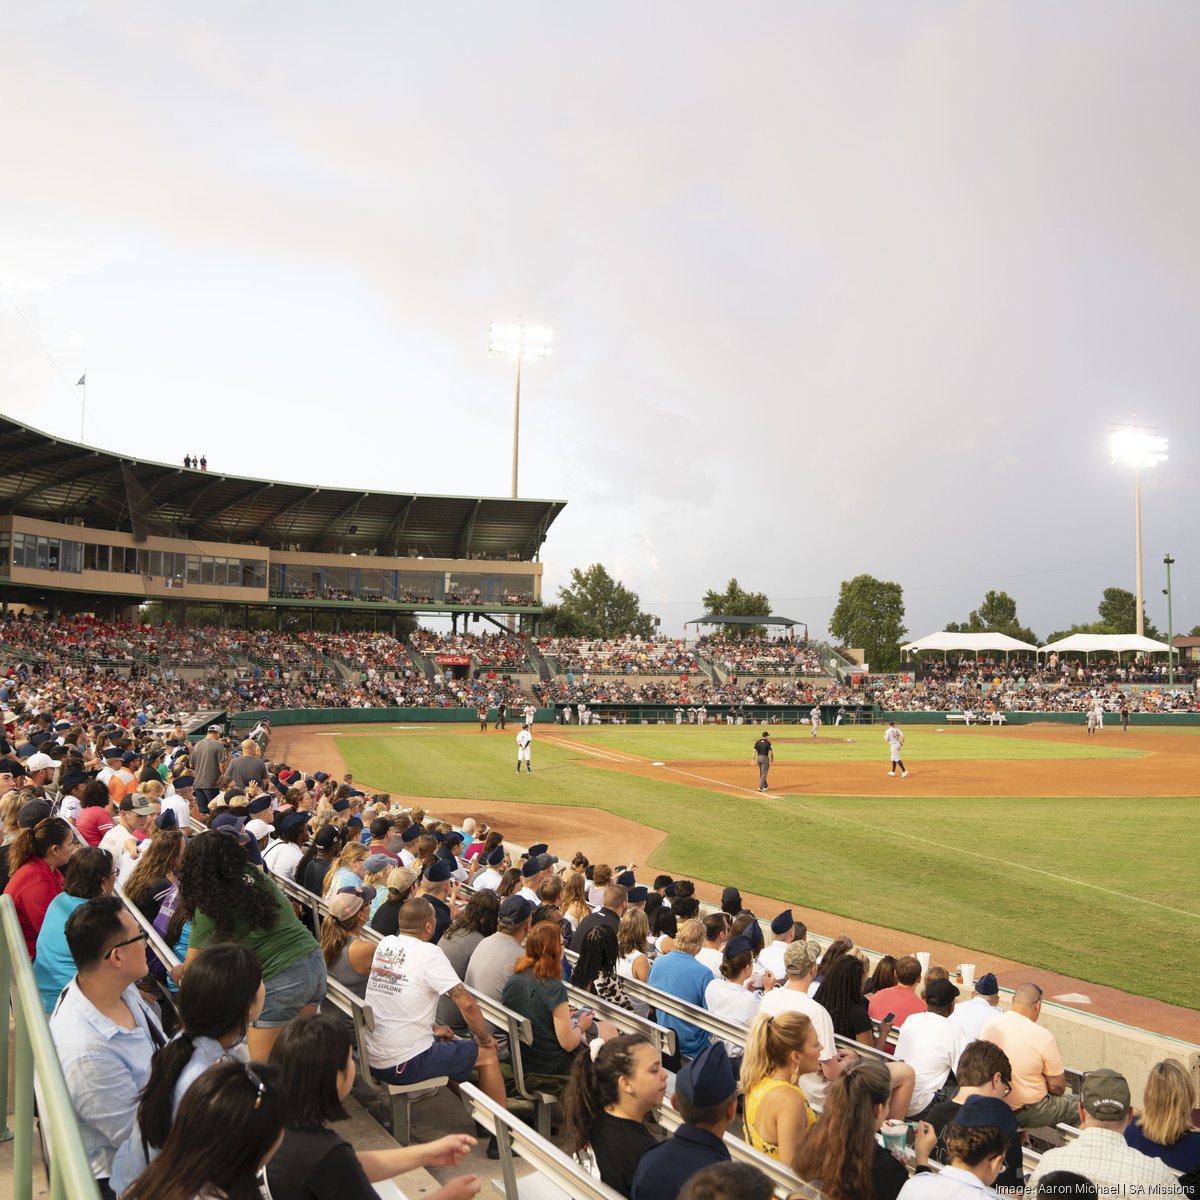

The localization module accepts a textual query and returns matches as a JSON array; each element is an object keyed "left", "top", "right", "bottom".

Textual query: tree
[
  {"left": 829, "top": 574, "right": 907, "bottom": 671},
  {"left": 548, "top": 564, "right": 657, "bottom": 640},
  {"left": 943, "top": 590, "right": 1037, "bottom": 644},
  {"left": 1097, "top": 586, "right": 1159, "bottom": 639},
  {"left": 702, "top": 578, "right": 771, "bottom": 638}
]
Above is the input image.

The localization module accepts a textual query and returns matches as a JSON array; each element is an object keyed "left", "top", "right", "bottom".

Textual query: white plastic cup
[
  {"left": 881, "top": 1119, "right": 908, "bottom": 1155},
  {"left": 916, "top": 951, "right": 931, "bottom": 975},
  {"left": 960, "top": 963, "right": 975, "bottom": 991}
]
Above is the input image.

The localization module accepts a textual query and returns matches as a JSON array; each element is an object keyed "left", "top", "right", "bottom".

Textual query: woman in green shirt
[{"left": 179, "top": 827, "right": 326, "bottom": 1057}]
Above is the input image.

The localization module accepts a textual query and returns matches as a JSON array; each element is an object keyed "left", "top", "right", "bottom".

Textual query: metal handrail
[{"left": 1, "top": 896, "right": 102, "bottom": 1200}]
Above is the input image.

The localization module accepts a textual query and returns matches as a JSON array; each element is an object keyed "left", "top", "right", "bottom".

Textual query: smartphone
[
  {"left": 882, "top": 1012, "right": 896, "bottom": 1024},
  {"left": 573, "top": 1008, "right": 594, "bottom": 1025}
]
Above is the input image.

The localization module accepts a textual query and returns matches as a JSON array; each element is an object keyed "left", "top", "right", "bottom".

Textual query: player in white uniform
[
  {"left": 523, "top": 703, "right": 536, "bottom": 728},
  {"left": 885, "top": 721, "right": 907, "bottom": 777},
  {"left": 516, "top": 726, "right": 533, "bottom": 773},
  {"left": 809, "top": 706, "right": 821, "bottom": 738}
]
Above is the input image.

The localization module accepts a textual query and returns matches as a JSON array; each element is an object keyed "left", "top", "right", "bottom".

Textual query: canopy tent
[
  {"left": 902, "top": 631, "right": 1039, "bottom": 654},
  {"left": 686, "top": 615, "right": 803, "bottom": 627},
  {"left": 1038, "top": 633, "right": 1171, "bottom": 656}
]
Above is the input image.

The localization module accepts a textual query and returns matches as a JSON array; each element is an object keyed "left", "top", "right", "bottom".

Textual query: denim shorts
[
  {"left": 255, "top": 946, "right": 328, "bottom": 1028},
  {"left": 371, "top": 1036, "right": 479, "bottom": 1085}
]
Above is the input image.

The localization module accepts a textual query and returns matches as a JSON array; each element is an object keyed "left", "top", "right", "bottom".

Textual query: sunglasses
[{"left": 105, "top": 930, "right": 149, "bottom": 959}]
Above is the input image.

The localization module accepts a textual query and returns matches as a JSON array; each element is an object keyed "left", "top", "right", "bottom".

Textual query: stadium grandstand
[{"left": 0, "top": 414, "right": 565, "bottom": 631}]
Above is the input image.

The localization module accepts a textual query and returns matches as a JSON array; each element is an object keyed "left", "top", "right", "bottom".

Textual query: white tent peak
[
  {"left": 902, "top": 631, "right": 1039, "bottom": 654},
  {"left": 1037, "top": 633, "right": 1171, "bottom": 655}
]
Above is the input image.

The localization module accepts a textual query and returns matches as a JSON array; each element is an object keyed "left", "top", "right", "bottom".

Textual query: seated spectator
[
  {"left": 121, "top": 1060, "right": 285, "bottom": 1200},
  {"left": 893, "top": 977, "right": 968, "bottom": 1116},
  {"left": 896, "top": 1096, "right": 1015, "bottom": 1198},
  {"left": 435, "top": 888, "right": 500, "bottom": 1026},
  {"left": 678, "top": 1161, "right": 775, "bottom": 1200},
  {"left": 571, "top": 882, "right": 627, "bottom": 951},
  {"left": 947, "top": 972, "right": 1001, "bottom": 1042},
  {"left": 705, "top": 935, "right": 774, "bottom": 1053},
  {"left": 364, "top": 896, "right": 507, "bottom": 1138},
  {"left": 1027, "top": 1069, "right": 1185, "bottom": 1195},
  {"left": 572, "top": 923, "right": 634, "bottom": 1011},
  {"left": 74, "top": 779, "right": 115, "bottom": 847},
  {"left": 561, "top": 870, "right": 592, "bottom": 927},
  {"left": 111, "top": 943, "right": 264, "bottom": 1195},
  {"left": 502, "top": 920, "right": 595, "bottom": 1090},
  {"left": 811, "top": 933, "right": 854, "bottom": 993},
  {"left": 864, "top": 954, "right": 897, "bottom": 997},
  {"left": 421, "top": 858, "right": 457, "bottom": 942},
  {"left": 5, "top": 811, "right": 74, "bottom": 958},
  {"left": 100, "top": 794, "right": 154, "bottom": 883},
  {"left": 263, "top": 811, "right": 311, "bottom": 881},
  {"left": 123, "top": 827, "right": 185, "bottom": 922},
  {"left": 178, "top": 829, "right": 326, "bottom": 1057},
  {"left": 696, "top": 912, "right": 730, "bottom": 977},
  {"left": 739, "top": 1011, "right": 819, "bottom": 1165},
  {"left": 631, "top": 1041, "right": 738, "bottom": 1200},
  {"left": 818, "top": 954, "right": 895, "bottom": 1051},
  {"left": 267, "top": 1011, "right": 480, "bottom": 1200},
  {"left": 50, "top": 895, "right": 166, "bottom": 1195},
  {"left": 370, "top": 865, "right": 418, "bottom": 935},
  {"left": 34, "top": 847, "right": 115, "bottom": 1013},
  {"left": 563, "top": 1032, "right": 669, "bottom": 1196},
  {"left": 1032, "top": 1173, "right": 1097, "bottom": 1199},
  {"left": 646, "top": 918, "right": 713, "bottom": 1059},
  {"left": 298, "top": 824, "right": 345, "bottom": 895},
  {"left": 921, "top": 1039, "right": 1024, "bottom": 1194},
  {"left": 322, "top": 841, "right": 368, "bottom": 895},
  {"left": 756, "top": 909, "right": 796, "bottom": 980},
  {"left": 320, "top": 885, "right": 377, "bottom": 1001},
  {"left": 796, "top": 1057, "right": 916, "bottom": 1200},
  {"left": 979, "top": 982, "right": 1079, "bottom": 1129},
  {"left": 867, "top": 953, "right": 927, "bottom": 1033},
  {"left": 1124, "top": 1058, "right": 1200, "bottom": 1175}
]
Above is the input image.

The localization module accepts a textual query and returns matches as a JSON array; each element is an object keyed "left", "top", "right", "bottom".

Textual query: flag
[{"left": 76, "top": 374, "right": 86, "bottom": 386}]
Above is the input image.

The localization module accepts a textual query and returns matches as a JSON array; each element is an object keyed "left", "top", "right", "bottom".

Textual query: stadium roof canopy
[
  {"left": 1037, "top": 633, "right": 1172, "bottom": 655},
  {"left": 0, "top": 415, "right": 565, "bottom": 559},
  {"left": 686, "top": 614, "right": 803, "bottom": 627},
  {"left": 902, "top": 631, "right": 1038, "bottom": 653}
]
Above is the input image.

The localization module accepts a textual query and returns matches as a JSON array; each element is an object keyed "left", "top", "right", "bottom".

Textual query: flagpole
[{"left": 77, "top": 374, "right": 87, "bottom": 442}]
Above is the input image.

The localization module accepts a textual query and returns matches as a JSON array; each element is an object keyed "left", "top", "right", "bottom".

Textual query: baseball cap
[
  {"left": 385, "top": 866, "right": 417, "bottom": 893},
  {"left": 155, "top": 809, "right": 180, "bottom": 831},
  {"left": 924, "top": 978, "right": 961, "bottom": 1007},
  {"left": 211, "top": 813, "right": 246, "bottom": 834},
  {"left": 120, "top": 751, "right": 141, "bottom": 765},
  {"left": 313, "top": 825, "right": 342, "bottom": 850},
  {"left": 498, "top": 895, "right": 534, "bottom": 925},
  {"left": 1081, "top": 1068, "right": 1132, "bottom": 1121},
  {"left": 246, "top": 819, "right": 274, "bottom": 842},
  {"left": 952, "top": 1095, "right": 1018, "bottom": 1135},
  {"left": 329, "top": 885, "right": 376, "bottom": 921},
  {"left": 0, "top": 756, "right": 24, "bottom": 776},
  {"left": 363, "top": 852, "right": 393, "bottom": 876},
  {"left": 18, "top": 799, "right": 53, "bottom": 828},
  {"left": 974, "top": 973, "right": 999, "bottom": 996},
  {"left": 58, "top": 770, "right": 92, "bottom": 792},
  {"left": 208, "top": 724, "right": 223, "bottom": 732},
  {"left": 783, "top": 940, "right": 820, "bottom": 976},
  {"left": 25, "top": 752, "right": 56, "bottom": 772},
  {"left": 119, "top": 795, "right": 155, "bottom": 816}
]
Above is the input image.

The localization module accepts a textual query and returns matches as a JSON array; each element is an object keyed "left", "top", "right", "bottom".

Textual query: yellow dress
[{"left": 744, "top": 1076, "right": 817, "bottom": 1159}]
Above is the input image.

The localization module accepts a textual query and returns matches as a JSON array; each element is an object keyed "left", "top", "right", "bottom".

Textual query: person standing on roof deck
[
  {"left": 752, "top": 731, "right": 773, "bottom": 792},
  {"left": 885, "top": 722, "right": 907, "bottom": 778},
  {"left": 516, "top": 726, "right": 532, "bottom": 773}
]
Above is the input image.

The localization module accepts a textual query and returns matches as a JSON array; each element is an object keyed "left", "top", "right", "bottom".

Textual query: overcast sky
[{"left": 3, "top": 3, "right": 1199, "bottom": 642}]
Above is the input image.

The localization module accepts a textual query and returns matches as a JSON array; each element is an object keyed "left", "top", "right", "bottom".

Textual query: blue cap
[
  {"left": 952, "top": 1095, "right": 1017, "bottom": 1136},
  {"left": 279, "top": 812, "right": 311, "bottom": 837},
  {"left": 723, "top": 935, "right": 753, "bottom": 960},
  {"left": 211, "top": 813, "right": 245, "bottom": 833},
  {"left": 627, "top": 886, "right": 648, "bottom": 903},
  {"left": 771, "top": 910, "right": 793, "bottom": 935},
  {"left": 616, "top": 871, "right": 636, "bottom": 888},
  {"left": 173, "top": 775, "right": 195, "bottom": 789},
  {"left": 401, "top": 824, "right": 422, "bottom": 843},
  {"left": 664, "top": 882, "right": 677, "bottom": 898},
  {"left": 332, "top": 798, "right": 349, "bottom": 813},
  {"left": 520, "top": 859, "right": 541, "bottom": 878},
  {"left": 974, "top": 972, "right": 999, "bottom": 996},
  {"left": 424, "top": 859, "right": 454, "bottom": 883},
  {"left": 498, "top": 895, "right": 534, "bottom": 924},
  {"left": 247, "top": 795, "right": 271, "bottom": 814},
  {"left": 485, "top": 846, "right": 506, "bottom": 866},
  {"left": 155, "top": 809, "right": 179, "bottom": 830},
  {"left": 675, "top": 1041, "right": 734, "bottom": 1108},
  {"left": 527, "top": 843, "right": 548, "bottom": 857}
]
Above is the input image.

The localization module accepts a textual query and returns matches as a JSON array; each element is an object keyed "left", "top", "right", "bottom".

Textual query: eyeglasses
[
  {"left": 104, "top": 931, "right": 149, "bottom": 958},
  {"left": 243, "top": 1062, "right": 265, "bottom": 1109}
]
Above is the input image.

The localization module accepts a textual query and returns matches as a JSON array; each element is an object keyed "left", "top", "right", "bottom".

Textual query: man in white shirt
[
  {"left": 99, "top": 795, "right": 154, "bottom": 883},
  {"left": 948, "top": 972, "right": 1001, "bottom": 1043},
  {"left": 695, "top": 913, "right": 729, "bottom": 977},
  {"left": 1026, "top": 1069, "right": 1183, "bottom": 1197},
  {"left": 516, "top": 857, "right": 543, "bottom": 906},
  {"left": 894, "top": 978, "right": 968, "bottom": 1117},
  {"left": 515, "top": 726, "right": 533, "bottom": 772},
  {"left": 472, "top": 846, "right": 507, "bottom": 891},
  {"left": 363, "top": 897, "right": 507, "bottom": 1109},
  {"left": 757, "top": 909, "right": 798, "bottom": 980},
  {"left": 398, "top": 823, "right": 422, "bottom": 869}
]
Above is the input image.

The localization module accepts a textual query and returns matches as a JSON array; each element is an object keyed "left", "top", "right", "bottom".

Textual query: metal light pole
[
  {"left": 488, "top": 322, "right": 553, "bottom": 498},
  {"left": 1164, "top": 554, "right": 1175, "bottom": 685},
  {"left": 1109, "top": 424, "right": 1168, "bottom": 637}
]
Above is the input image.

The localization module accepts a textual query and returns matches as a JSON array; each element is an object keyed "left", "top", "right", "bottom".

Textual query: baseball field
[{"left": 286, "top": 722, "right": 1200, "bottom": 1014}]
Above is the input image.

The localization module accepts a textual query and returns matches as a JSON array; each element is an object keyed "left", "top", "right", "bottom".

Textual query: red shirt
[
  {"left": 76, "top": 806, "right": 114, "bottom": 847},
  {"left": 4, "top": 857, "right": 64, "bottom": 959},
  {"left": 867, "top": 984, "right": 928, "bottom": 1033}
]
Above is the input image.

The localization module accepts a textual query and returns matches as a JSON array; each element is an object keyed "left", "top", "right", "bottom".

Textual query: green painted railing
[
  {"left": 0, "top": 896, "right": 100, "bottom": 1200},
  {"left": 227, "top": 706, "right": 557, "bottom": 727}
]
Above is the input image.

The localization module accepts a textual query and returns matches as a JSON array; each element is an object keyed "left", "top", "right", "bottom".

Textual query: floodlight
[{"left": 1109, "top": 425, "right": 1168, "bottom": 470}]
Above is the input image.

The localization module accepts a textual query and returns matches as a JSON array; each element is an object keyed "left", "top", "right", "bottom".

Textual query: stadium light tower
[
  {"left": 1109, "top": 423, "right": 1168, "bottom": 637},
  {"left": 489, "top": 321, "right": 553, "bottom": 498}
]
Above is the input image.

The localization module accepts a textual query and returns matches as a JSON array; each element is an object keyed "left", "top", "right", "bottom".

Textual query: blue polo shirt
[
  {"left": 646, "top": 950, "right": 713, "bottom": 1059},
  {"left": 630, "top": 1124, "right": 730, "bottom": 1200}
]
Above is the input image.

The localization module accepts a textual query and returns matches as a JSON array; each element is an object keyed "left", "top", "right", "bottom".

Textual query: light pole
[
  {"left": 1164, "top": 554, "right": 1175, "bottom": 685},
  {"left": 1109, "top": 423, "right": 1168, "bottom": 637},
  {"left": 488, "top": 322, "right": 553, "bottom": 498}
]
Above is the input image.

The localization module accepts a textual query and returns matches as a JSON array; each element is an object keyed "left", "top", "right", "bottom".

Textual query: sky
[{"left": 3, "top": 2, "right": 1200, "bottom": 643}]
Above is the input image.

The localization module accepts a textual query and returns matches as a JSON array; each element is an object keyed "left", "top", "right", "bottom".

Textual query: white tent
[
  {"left": 1038, "top": 633, "right": 1171, "bottom": 656},
  {"left": 902, "top": 631, "right": 1039, "bottom": 654}
]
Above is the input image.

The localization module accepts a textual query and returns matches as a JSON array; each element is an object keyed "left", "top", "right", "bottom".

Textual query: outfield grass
[
  {"left": 338, "top": 731, "right": 1198, "bottom": 1010},
  {"left": 558, "top": 725, "right": 1145, "bottom": 763}
]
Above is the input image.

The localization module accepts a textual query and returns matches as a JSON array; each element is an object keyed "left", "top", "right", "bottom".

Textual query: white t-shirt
[
  {"left": 473, "top": 867, "right": 502, "bottom": 892},
  {"left": 757, "top": 939, "right": 789, "bottom": 981},
  {"left": 695, "top": 946, "right": 724, "bottom": 978},
  {"left": 893, "top": 1011, "right": 968, "bottom": 1115},
  {"left": 704, "top": 978, "right": 763, "bottom": 1053},
  {"left": 948, "top": 995, "right": 999, "bottom": 1043},
  {"left": 364, "top": 935, "right": 461, "bottom": 1067},
  {"left": 263, "top": 839, "right": 304, "bottom": 882},
  {"left": 160, "top": 794, "right": 191, "bottom": 831},
  {"left": 99, "top": 823, "right": 140, "bottom": 883},
  {"left": 759, "top": 985, "right": 837, "bottom": 1110},
  {"left": 58, "top": 792, "right": 82, "bottom": 825}
]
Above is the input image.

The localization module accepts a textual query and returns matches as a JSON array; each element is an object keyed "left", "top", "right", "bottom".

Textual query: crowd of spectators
[
  {"left": 410, "top": 631, "right": 531, "bottom": 671},
  {"left": 697, "top": 636, "right": 826, "bottom": 677},
  {"left": 2, "top": 670, "right": 1197, "bottom": 1200},
  {"left": 537, "top": 636, "right": 699, "bottom": 676},
  {"left": 271, "top": 585, "right": 537, "bottom": 606}
]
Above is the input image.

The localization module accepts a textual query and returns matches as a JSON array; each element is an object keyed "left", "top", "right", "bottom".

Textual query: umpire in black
[{"left": 752, "top": 730, "right": 773, "bottom": 791}]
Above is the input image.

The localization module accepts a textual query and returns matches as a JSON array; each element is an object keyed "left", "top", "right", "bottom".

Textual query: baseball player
[
  {"left": 523, "top": 702, "right": 536, "bottom": 728},
  {"left": 809, "top": 706, "right": 822, "bottom": 739},
  {"left": 885, "top": 721, "right": 907, "bottom": 777},
  {"left": 477, "top": 703, "right": 488, "bottom": 733},
  {"left": 516, "top": 726, "right": 533, "bottom": 773}
]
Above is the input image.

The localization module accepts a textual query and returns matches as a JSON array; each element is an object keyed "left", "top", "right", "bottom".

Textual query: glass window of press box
[{"left": 269, "top": 564, "right": 536, "bottom": 603}]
